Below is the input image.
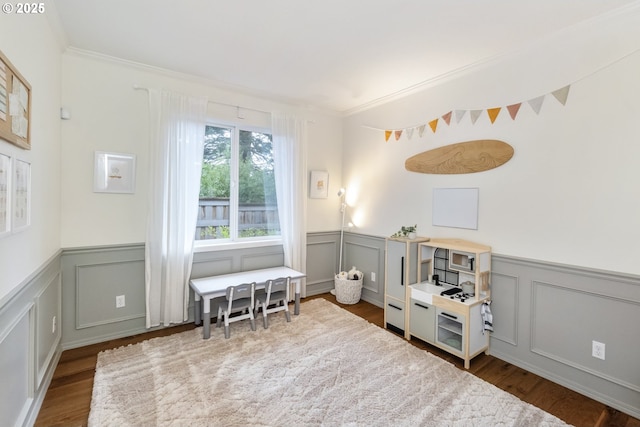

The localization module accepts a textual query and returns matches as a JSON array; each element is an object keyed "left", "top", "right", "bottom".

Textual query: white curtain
[
  {"left": 272, "top": 112, "right": 308, "bottom": 296},
  {"left": 145, "top": 89, "right": 208, "bottom": 328}
]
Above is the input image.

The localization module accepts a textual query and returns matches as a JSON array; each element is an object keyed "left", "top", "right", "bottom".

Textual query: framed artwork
[
  {"left": 12, "top": 158, "right": 30, "bottom": 232},
  {"left": 0, "top": 49, "right": 31, "bottom": 150},
  {"left": 0, "top": 153, "right": 10, "bottom": 237},
  {"left": 309, "top": 170, "right": 329, "bottom": 199},
  {"left": 93, "top": 151, "right": 136, "bottom": 194}
]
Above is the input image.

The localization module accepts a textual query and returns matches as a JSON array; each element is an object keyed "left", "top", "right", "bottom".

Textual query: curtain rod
[{"left": 133, "top": 85, "right": 271, "bottom": 115}]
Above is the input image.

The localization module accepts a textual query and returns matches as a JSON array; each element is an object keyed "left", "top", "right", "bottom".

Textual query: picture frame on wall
[
  {"left": 0, "top": 49, "right": 32, "bottom": 150},
  {"left": 0, "top": 153, "right": 10, "bottom": 237},
  {"left": 12, "top": 158, "right": 30, "bottom": 232},
  {"left": 93, "top": 151, "right": 136, "bottom": 194},
  {"left": 309, "top": 170, "right": 329, "bottom": 199}
]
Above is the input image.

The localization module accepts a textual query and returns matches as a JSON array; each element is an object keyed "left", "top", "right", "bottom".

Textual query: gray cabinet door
[
  {"left": 385, "top": 300, "right": 405, "bottom": 330},
  {"left": 386, "top": 240, "right": 406, "bottom": 300},
  {"left": 410, "top": 299, "right": 435, "bottom": 343}
]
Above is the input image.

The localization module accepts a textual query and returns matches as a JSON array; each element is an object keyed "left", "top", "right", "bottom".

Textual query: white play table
[{"left": 190, "top": 266, "right": 306, "bottom": 339}]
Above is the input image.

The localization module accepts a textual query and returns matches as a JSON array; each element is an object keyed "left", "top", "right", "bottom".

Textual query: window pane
[
  {"left": 197, "top": 125, "right": 231, "bottom": 240},
  {"left": 237, "top": 130, "right": 280, "bottom": 238}
]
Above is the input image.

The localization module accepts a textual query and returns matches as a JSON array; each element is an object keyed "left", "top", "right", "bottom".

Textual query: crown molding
[
  {"left": 342, "top": 0, "right": 640, "bottom": 116},
  {"left": 63, "top": 47, "right": 340, "bottom": 118}
]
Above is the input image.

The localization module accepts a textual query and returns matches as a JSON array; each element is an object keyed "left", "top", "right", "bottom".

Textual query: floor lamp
[{"left": 337, "top": 188, "right": 346, "bottom": 274}]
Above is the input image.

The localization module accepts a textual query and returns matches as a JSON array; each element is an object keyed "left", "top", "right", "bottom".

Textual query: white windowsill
[{"left": 193, "top": 238, "right": 283, "bottom": 253}]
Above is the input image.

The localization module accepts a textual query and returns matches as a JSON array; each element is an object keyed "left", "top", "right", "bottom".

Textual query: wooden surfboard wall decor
[{"left": 405, "top": 139, "right": 514, "bottom": 174}]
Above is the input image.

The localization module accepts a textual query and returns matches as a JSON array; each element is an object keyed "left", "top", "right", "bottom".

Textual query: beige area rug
[{"left": 89, "top": 299, "right": 572, "bottom": 427}]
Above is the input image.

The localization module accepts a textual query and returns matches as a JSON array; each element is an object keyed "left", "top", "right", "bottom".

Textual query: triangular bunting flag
[
  {"left": 528, "top": 95, "right": 545, "bottom": 114},
  {"left": 377, "top": 84, "right": 572, "bottom": 143},
  {"left": 442, "top": 111, "right": 452, "bottom": 125},
  {"left": 487, "top": 107, "right": 501, "bottom": 124},
  {"left": 406, "top": 128, "right": 414, "bottom": 140},
  {"left": 507, "top": 103, "right": 522, "bottom": 120},
  {"left": 551, "top": 85, "right": 570, "bottom": 106},
  {"left": 454, "top": 110, "right": 467, "bottom": 124}
]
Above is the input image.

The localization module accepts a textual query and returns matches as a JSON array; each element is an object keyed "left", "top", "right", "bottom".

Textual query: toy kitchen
[{"left": 384, "top": 237, "right": 492, "bottom": 369}]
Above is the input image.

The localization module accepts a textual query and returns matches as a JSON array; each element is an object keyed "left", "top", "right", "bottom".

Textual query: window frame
[{"left": 194, "top": 120, "right": 282, "bottom": 252}]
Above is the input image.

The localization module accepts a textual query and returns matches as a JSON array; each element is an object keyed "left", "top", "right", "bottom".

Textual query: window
[{"left": 195, "top": 124, "right": 280, "bottom": 242}]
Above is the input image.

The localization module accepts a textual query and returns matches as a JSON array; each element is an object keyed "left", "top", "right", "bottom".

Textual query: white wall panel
[
  {"left": 60, "top": 53, "right": 344, "bottom": 248},
  {"left": 342, "top": 9, "right": 640, "bottom": 275},
  {"left": 35, "top": 273, "right": 61, "bottom": 388},
  {"left": 0, "top": 9, "right": 62, "bottom": 304}
]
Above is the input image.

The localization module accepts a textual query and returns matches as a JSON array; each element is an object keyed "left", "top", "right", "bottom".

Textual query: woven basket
[{"left": 334, "top": 275, "right": 363, "bottom": 304}]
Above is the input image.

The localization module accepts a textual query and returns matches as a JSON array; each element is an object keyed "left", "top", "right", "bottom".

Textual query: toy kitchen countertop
[{"left": 410, "top": 281, "right": 487, "bottom": 306}]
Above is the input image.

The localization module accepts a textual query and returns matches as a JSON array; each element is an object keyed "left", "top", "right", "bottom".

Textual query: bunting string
[
  {"left": 364, "top": 46, "right": 640, "bottom": 142},
  {"left": 369, "top": 84, "right": 572, "bottom": 142}
]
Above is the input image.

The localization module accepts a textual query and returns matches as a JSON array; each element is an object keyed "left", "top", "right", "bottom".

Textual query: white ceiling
[{"left": 51, "top": 0, "right": 637, "bottom": 114}]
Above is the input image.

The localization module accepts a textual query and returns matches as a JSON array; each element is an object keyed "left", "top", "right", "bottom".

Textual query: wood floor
[{"left": 36, "top": 294, "right": 639, "bottom": 427}]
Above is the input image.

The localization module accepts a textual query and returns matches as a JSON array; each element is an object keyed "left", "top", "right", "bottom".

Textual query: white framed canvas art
[
  {"left": 12, "top": 158, "right": 30, "bottom": 232},
  {"left": 0, "top": 153, "right": 10, "bottom": 237},
  {"left": 93, "top": 151, "right": 136, "bottom": 194},
  {"left": 309, "top": 170, "right": 329, "bottom": 199}
]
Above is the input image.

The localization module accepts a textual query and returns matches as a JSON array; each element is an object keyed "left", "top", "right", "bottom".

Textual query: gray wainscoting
[
  {"left": 490, "top": 254, "right": 640, "bottom": 419},
  {"left": 0, "top": 251, "right": 62, "bottom": 427},
  {"left": 61, "top": 244, "right": 148, "bottom": 348},
  {"left": 59, "top": 234, "right": 344, "bottom": 349},
  {"left": 306, "top": 231, "right": 341, "bottom": 295},
  {"left": 309, "top": 231, "right": 386, "bottom": 306},
  {"left": 58, "top": 232, "right": 354, "bottom": 349},
  {"left": 341, "top": 232, "right": 386, "bottom": 306},
  {"left": 191, "top": 245, "right": 284, "bottom": 279},
  {"left": 61, "top": 243, "right": 289, "bottom": 349},
  {"left": 4, "top": 233, "right": 639, "bottom": 425}
]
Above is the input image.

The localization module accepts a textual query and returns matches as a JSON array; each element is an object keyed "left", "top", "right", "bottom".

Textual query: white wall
[
  {"left": 60, "top": 52, "right": 343, "bottom": 247},
  {"left": 342, "top": 8, "right": 640, "bottom": 275},
  {"left": 0, "top": 14, "right": 62, "bottom": 302}
]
